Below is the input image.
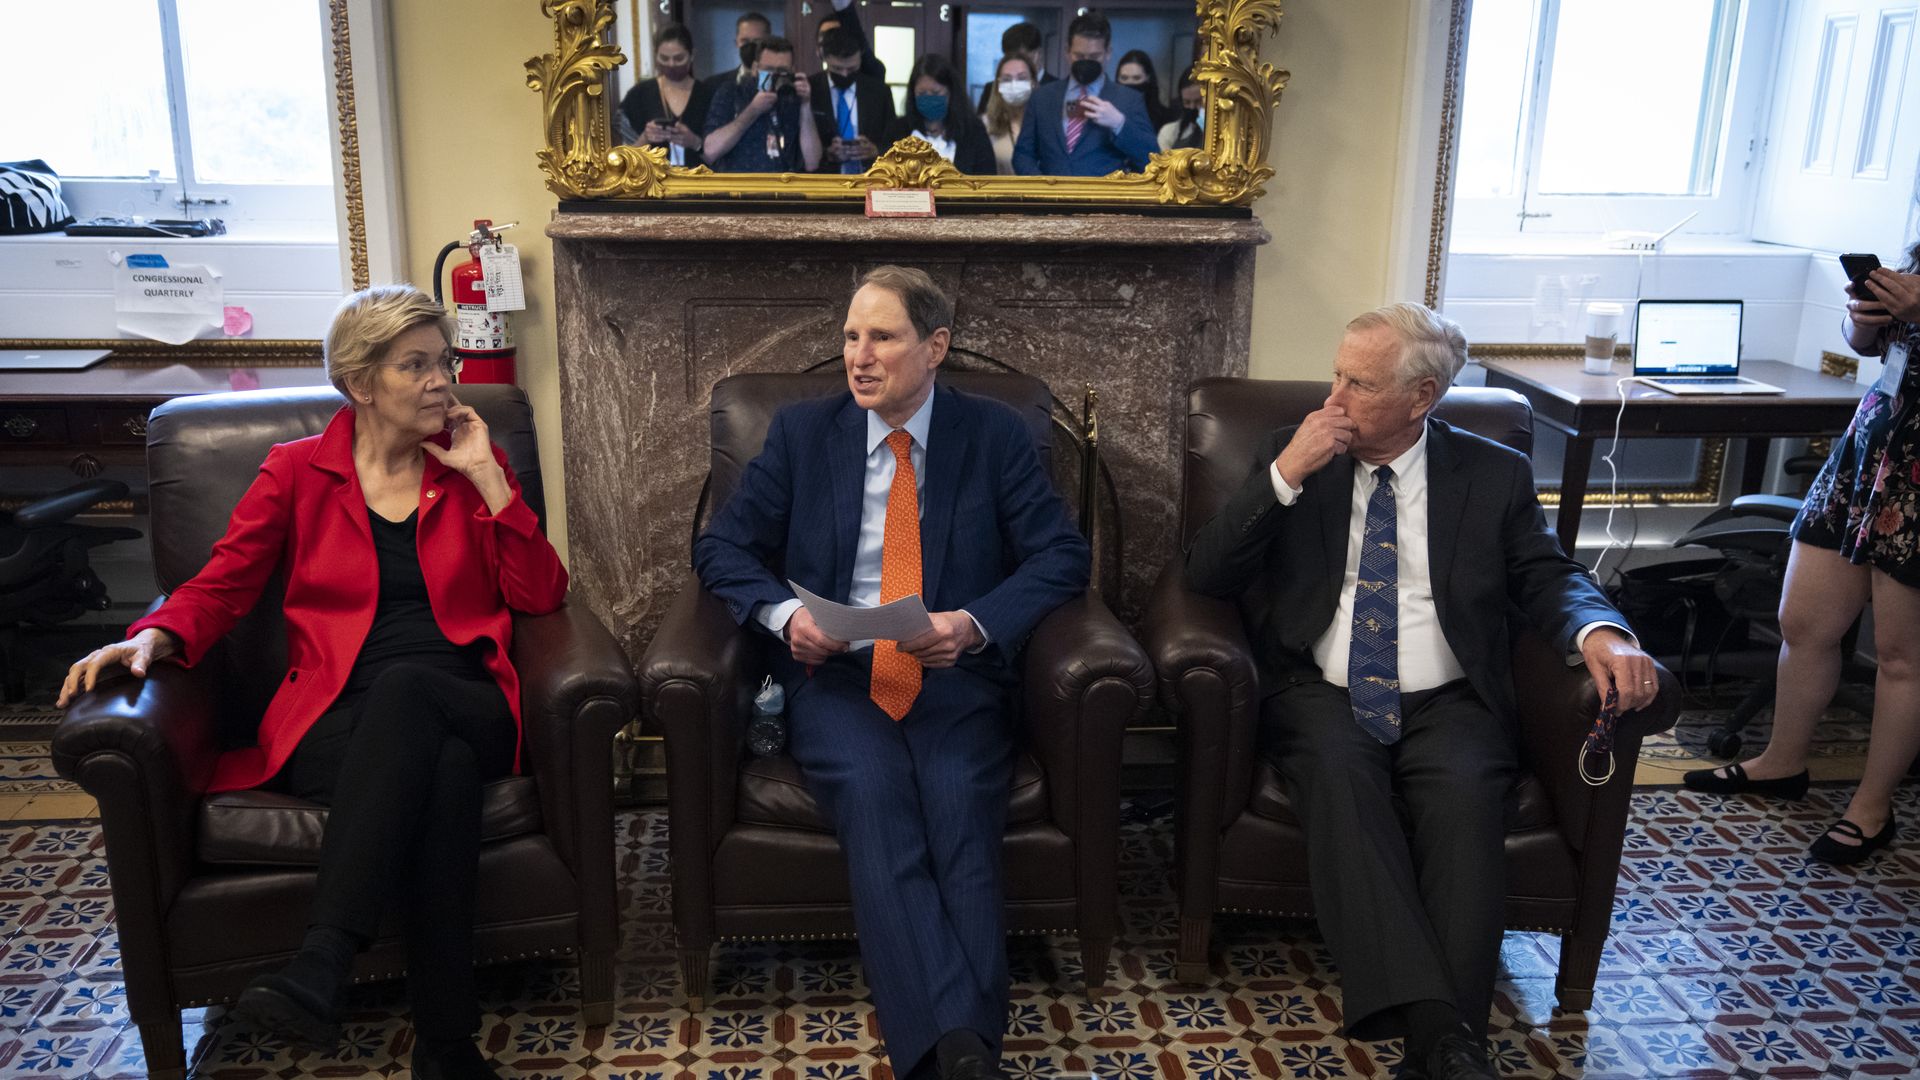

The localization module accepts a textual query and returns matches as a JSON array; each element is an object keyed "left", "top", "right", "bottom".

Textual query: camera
[{"left": 757, "top": 68, "right": 798, "bottom": 96}]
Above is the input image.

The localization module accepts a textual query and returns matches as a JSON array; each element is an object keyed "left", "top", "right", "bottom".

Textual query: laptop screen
[{"left": 1632, "top": 300, "right": 1743, "bottom": 375}]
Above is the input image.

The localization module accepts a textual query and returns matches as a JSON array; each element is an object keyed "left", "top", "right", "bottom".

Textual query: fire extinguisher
[{"left": 433, "top": 219, "right": 517, "bottom": 384}]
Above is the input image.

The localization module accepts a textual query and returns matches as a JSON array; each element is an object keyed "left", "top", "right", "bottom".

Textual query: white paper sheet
[
  {"left": 114, "top": 261, "right": 223, "bottom": 344},
  {"left": 789, "top": 580, "right": 934, "bottom": 643}
]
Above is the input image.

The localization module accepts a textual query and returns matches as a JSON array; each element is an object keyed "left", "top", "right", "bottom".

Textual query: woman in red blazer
[{"left": 57, "top": 285, "right": 566, "bottom": 1080}]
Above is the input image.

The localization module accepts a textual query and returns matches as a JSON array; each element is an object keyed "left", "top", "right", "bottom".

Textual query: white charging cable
[{"left": 1589, "top": 375, "right": 1662, "bottom": 584}]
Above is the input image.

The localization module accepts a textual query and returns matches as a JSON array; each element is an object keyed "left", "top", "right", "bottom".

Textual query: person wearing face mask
[
  {"left": 984, "top": 55, "right": 1035, "bottom": 175},
  {"left": 1011, "top": 11, "right": 1158, "bottom": 176},
  {"left": 808, "top": 26, "right": 895, "bottom": 174},
  {"left": 620, "top": 24, "right": 714, "bottom": 169},
  {"left": 975, "top": 22, "right": 1054, "bottom": 112},
  {"left": 1159, "top": 66, "right": 1205, "bottom": 152},
  {"left": 703, "top": 36, "right": 823, "bottom": 173},
  {"left": 815, "top": 0, "right": 887, "bottom": 82},
  {"left": 1113, "top": 49, "right": 1177, "bottom": 132},
  {"left": 881, "top": 54, "right": 995, "bottom": 175},
  {"left": 704, "top": 11, "right": 771, "bottom": 94}
]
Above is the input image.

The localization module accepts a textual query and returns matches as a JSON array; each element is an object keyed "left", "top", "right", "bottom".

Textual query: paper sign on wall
[{"left": 114, "top": 259, "right": 223, "bottom": 344}]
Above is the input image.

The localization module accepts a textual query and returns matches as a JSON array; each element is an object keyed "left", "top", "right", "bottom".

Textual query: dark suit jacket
[
  {"left": 693, "top": 383, "right": 1091, "bottom": 686},
  {"left": 1011, "top": 78, "right": 1158, "bottom": 175},
  {"left": 808, "top": 72, "right": 897, "bottom": 169},
  {"left": 880, "top": 115, "right": 996, "bottom": 175},
  {"left": 1183, "top": 416, "right": 1622, "bottom": 723}
]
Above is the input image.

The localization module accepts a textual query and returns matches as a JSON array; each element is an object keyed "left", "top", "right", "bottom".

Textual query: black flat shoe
[
  {"left": 233, "top": 973, "right": 339, "bottom": 1049},
  {"left": 1810, "top": 815, "right": 1896, "bottom": 865},
  {"left": 1682, "top": 761, "right": 1810, "bottom": 799},
  {"left": 1425, "top": 1032, "right": 1496, "bottom": 1080}
]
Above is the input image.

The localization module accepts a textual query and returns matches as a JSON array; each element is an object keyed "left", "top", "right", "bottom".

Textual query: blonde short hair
[
  {"left": 1346, "top": 302, "right": 1469, "bottom": 392},
  {"left": 324, "top": 284, "right": 450, "bottom": 400}
]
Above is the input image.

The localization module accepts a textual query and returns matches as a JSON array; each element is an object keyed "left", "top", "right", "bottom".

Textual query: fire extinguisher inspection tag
[{"left": 479, "top": 243, "right": 526, "bottom": 313}]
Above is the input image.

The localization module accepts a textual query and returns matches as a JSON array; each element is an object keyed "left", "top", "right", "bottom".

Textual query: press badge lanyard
[{"left": 1579, "top": 687, "right": 1620, "bottom": 787}]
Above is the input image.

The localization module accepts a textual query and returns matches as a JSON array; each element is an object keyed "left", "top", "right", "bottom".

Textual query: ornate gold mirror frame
[{"left": 526, "top": 0, "right": 1288, "bottom": 205}]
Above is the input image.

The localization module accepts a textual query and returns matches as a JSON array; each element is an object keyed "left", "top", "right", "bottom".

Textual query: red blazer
[{"left": 128, "top": 406, "right": 568, "bottom": 792}]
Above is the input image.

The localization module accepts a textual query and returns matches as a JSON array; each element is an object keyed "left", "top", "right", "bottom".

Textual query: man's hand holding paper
[{"left": 789, "top": 580, "right": 935, "bottom": 644}]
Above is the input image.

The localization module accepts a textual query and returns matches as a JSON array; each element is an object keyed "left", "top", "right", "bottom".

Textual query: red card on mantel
[{"left": 865, "top": 189, "right": 936, "bottom": 218}]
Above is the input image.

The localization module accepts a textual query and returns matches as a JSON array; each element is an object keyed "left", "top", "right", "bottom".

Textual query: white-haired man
[{"left": 1185, "top": 304, "right": 1656, "bottom": 1079}]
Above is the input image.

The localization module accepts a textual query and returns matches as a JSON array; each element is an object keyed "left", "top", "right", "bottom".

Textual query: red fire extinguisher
[{"left": 433, "top": 219, "right": 517, "bottom": 384}]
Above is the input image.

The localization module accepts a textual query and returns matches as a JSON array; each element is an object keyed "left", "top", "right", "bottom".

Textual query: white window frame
[
  {"left": 1452, "top": 0, "right": 1785, "bottom": 240},
  {"left": 49, "top": 0, "right": 337, "bottom": 237}
]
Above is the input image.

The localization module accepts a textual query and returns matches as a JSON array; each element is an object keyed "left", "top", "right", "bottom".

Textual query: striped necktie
[
  {"left": 869, "top": 431, "right": 923, "bottom": 720},
  {"left": 1065, "top": 87, "right": 1087, "bottom": 155},
  {"left": 1348, "top": 465, "right": 1402, "bottom": 744}
]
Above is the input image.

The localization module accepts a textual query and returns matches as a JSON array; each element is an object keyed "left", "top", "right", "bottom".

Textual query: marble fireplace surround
[{"left": 550, "top": 211, "right": 1270, "bottom": 663}]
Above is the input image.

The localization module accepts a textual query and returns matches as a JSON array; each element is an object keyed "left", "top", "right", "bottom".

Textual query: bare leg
[
  {"left": 1720, "top": 542, "right": 1871, "bottom": 781},
  {"left": 1826, "top": 570, "right": 1920, "bottom": 843}
]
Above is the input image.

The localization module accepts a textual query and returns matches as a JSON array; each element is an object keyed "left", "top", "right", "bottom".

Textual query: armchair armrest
[
  {"left": 1142, "top": 559, "right": 1262, "bottom": 824},
  {"left": 1511, "top": 630, "right": 1680, "bottom": 851},
  {"left": 642, "top": 571, "right": 760, "bottom": 943},
  {"left": 1021, "top": 591, "right": 1154, "bottom": 833},
  {"left": 513, "top": 596, "right": 638, "bottom": 892},
  {"left": 52, "top": 659, "right": 219, "bottom": 1013}
]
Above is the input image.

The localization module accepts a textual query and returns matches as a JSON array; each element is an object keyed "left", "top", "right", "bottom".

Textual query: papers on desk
[{"left": 789, "top": 580, "right": 934, "bottom": 643}]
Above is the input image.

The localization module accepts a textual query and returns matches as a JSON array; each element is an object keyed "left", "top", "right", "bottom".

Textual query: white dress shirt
[
  {"left": 1270, "top": 428, "right": 1625, "bottom": 689},
  {"left": 754, "top": 391, "right": 987, "bottom": 649}
]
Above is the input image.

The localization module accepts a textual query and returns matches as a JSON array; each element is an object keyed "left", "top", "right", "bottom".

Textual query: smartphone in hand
[{"left": 1840, "top": 252, "right": 1882, "bottom": 287}]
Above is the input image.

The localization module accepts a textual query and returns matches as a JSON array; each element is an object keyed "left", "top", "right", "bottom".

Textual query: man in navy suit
[
  {"left": 1012, "top": 11, "right": 1158, "bottom": 175},
  {"left": 693, "top": 266, "right": 1090, "bottom": 1080}
]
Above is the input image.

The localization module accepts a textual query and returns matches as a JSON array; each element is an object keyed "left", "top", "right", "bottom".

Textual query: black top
[
  {"left": 880, "top": 115, "right": 997, "bottom": 176},
  {"left": 620, "top": 77, "right": 715, "bottom": 169},
  {"left": 341, "top": 508, "right": 490, "bottom": 696}
]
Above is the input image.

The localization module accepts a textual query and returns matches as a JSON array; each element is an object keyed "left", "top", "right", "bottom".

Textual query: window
[
  {"left": 1452, "top": 0, "right": 1770, "bottom": 237},
  {"left": 2, "top": 0, "right": 336, "bottom": 234}
]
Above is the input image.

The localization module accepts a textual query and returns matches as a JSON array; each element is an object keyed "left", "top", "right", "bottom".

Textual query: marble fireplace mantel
[{"left": 550, "top": 210, "right": 1269, "bottom": 663}]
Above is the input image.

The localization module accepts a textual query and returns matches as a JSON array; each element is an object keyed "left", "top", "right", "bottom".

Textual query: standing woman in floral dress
[{"left": 1685, "top": 247, "right": 1920, "bottom": 864}]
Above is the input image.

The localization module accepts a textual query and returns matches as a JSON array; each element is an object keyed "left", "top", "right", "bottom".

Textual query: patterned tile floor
[{"left": 2, "top": 755, "right": 1917, "bottom": 1077}]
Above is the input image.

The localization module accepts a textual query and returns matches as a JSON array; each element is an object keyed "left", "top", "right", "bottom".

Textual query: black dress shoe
[
  {"left": 412, "top": 1038, "right": 502, "bottom": 1080},
  {"left": 233, "top": 972, "right": 339, "bottom": 1049},
  {"left": 1810, "top": 815, "right": 1897, "bottom": 865},
  {"left": 1425, "top": 1032, "right": 1497, "bottom": 1080},
  {"left": 935, "top": 1029, "right": 1006, "bottom": 1080},
  {"left": 1682, "top": 761, "right": 1810, "bottom": 799}
]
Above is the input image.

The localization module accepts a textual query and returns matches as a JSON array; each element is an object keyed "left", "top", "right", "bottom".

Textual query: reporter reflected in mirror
[
  {"left": 1184, "top": 304, "right": 1655, "bottom": 1080},
  {"left": 703, "top": 36, "right": 823, "bottom": 173},
  {"left": 621, "top": 23, "right": 714, "bottom": 169},
  {"left": 1159, "top": 66, "right": 1205, "bottom": 152},
  {"left": 703, "top": 10, "right": 771, "bottom": 95},
  {"left": 881, "top": 54, "right": 996, "bottom": 175},
  {"left": 984, "top": 55, "right": 1035, "bottom": 175},
  {"left": 1114, "top": 49, "right": 1177, "bottom": 133},
  {"left": 55, "top": 285, "right": 568, "bottom": 1080},
  {"left": 815, "top": 0, "right": 886, "bottom": 82},
  {"left": 1684, "top": 245, "right": 1920, "bottom": 866},
  {"left": 975, "top": 22, "right": 1055, "bottom": 113},
  {"left": 1011, "top": 11, "right": 1158, "bottom": 176},
  {"left": 809, "top": 25, "right": 895, "bottom": 175},
  {"left": 693, "top": 267, "right": 1090, "bottom": 1080}
]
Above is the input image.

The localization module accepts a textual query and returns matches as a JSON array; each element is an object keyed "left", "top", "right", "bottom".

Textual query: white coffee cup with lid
[{"left": 1584, "top": 302, "right": 1623, "bottom": 375}]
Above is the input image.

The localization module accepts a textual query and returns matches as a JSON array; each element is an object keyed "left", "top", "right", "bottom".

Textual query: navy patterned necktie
[{"left": 1348, "top": 464, "right": 1402, "bottom": 744}]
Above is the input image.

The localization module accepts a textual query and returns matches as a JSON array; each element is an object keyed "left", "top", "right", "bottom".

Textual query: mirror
[{"left": 528, "top": 0, "right": 1287, "bottom": 206}]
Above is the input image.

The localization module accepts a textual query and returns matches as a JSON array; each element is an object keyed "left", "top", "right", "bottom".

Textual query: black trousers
[
  {"left": 1260, "top": 678, "right": 1517, "bottom": 1040},
  {"left": 278, "top": 662, "right": 517, "bottom": 1042}
]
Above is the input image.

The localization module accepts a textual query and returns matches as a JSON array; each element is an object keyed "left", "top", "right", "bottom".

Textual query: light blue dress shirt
[
  {"left": 1062, "top": 75, "right": 1106, "bottom": 137},
  {"left": 753, "top": 390, "right": 987, "bottom": 650}
]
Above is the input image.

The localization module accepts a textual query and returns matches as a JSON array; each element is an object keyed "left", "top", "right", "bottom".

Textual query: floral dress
[{"left": 1792, "top": 321, "right": 1920, "bottom": 586}]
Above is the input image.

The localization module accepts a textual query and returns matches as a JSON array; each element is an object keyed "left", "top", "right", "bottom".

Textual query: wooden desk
[
  {"left": 1477, "top": 357, "right": 1865, "bottom": 552},
  {"left": 1, "top": 363, "right": 328, "bottom": 477}
]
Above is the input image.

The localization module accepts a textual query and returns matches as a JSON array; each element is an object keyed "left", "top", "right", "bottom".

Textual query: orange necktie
[{"left": 870, "top": 430, "right": 923, "bottom": 721}]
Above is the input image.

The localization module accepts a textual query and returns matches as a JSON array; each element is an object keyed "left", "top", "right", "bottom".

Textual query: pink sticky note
[
  {"left": 229, "top": 369, "right": 261, "bottom": 392},
  {"left": 223, "top": 306, "right": 254, "bottom": 336}
]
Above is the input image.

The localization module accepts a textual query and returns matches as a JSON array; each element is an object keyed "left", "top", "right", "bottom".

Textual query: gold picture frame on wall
[{"left": 525, "top": 0, "right": 1289, "bottom": 206}]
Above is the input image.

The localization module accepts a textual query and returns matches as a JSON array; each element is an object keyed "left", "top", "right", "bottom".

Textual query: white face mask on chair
[{"left": 998, "top": 79, "right": 1032, "bottom": 107}]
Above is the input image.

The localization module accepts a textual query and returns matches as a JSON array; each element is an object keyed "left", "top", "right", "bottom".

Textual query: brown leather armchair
[
  {"left": 642, "top": 372, "right": 1155, "bottom": 1010},
  {"left": 52, "top": 385, "right": 637, "bottom": 1080},
  {"left": 1144, "top": 377, "right": 1679, "bottom": 1010}
]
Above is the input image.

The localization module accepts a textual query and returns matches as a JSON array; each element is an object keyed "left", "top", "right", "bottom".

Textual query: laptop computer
[
  {"left": 0, "top": 348, "right": 113, "bottom": 372},
  {"left": 1631, "top": 300, "right": 1783, "bottom": 395}
]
